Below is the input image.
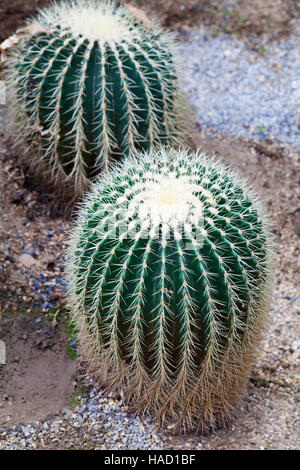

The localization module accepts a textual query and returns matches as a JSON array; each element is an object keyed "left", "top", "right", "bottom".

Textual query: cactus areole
[
  {"left": 66, "top": 148, "right": 274, "bottom": 432},
  {"left": 4, "top": 0, "right": 185, "bottom": 200}
]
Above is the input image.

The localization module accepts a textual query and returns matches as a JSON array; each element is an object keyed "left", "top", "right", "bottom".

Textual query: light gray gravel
[
  {"left": 179, "top": 28, "right": 300, "bottom": 150},
  {"left": 0, "top": 387, "right": 166, "bottom": 450}
]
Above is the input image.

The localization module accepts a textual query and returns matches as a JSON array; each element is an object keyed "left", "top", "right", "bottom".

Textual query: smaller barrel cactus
[
  {"left": 3, "top": 0, "right": 186, "bottom": 201},
  {"left": 66, "top": 147, "right": 274, "bottom": 432}
]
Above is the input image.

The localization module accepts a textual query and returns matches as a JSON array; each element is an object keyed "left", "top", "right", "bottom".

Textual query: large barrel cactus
[
  {"left": 3, "top": 0, "right": 185, "bottom": 200},
  {"left": 66, "top": 147, "right": 274, "bottom": 432}
]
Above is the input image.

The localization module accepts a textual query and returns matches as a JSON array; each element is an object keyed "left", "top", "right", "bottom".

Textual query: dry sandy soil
[
  {"left": 0, "top": 311, "right": 76, "bottom": 426},
  {"left": 0, "top": 0, "right": 299, "bottom": 451}
]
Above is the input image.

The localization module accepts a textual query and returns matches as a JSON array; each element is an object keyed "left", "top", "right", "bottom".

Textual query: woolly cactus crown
[
  {"left": 66, "top": 147, "right": 274, "bottom": 432},
  {"left": 3, "top": 0, "right": 186, "bottom": 200},
  {"left": 37, "top": 0, "right": 155, "bottom": 43}
]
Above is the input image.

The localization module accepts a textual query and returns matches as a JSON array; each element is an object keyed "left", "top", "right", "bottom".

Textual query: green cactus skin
[
  {"left": 4, "top": 0, "right": 186, "bottom": 201},
  {"left": 66, "top": 147, "right": 274, "bottom": 432}
]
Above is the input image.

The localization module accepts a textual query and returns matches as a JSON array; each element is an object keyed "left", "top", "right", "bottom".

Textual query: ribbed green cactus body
[
  {"left": 66, "top": 148, "right": 274, "bottom": 432},
  {"left": 5, "top": 0, "right": 183, "bottom": 199}
]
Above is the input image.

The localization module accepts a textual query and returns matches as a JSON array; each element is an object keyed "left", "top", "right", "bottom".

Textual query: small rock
[
  {"left": 21, "top": 427, "right": 31, "bottom": 438},
  {"left": 18, "top": 254, "right": 39, "bottom": 268}
]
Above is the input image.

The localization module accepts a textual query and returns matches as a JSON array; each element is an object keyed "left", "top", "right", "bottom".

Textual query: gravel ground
[
  {"left": 179, "top": 27, "right": 300, "bottom": 151},
  {"left": 0, "top": 387, "right": 166, "bottom": 450}
]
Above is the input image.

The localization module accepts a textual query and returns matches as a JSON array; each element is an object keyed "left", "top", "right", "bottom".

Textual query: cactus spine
[
  {"left": 4, "top": 0, "right": 186, "bottom": 200},
  {"left": 66, "top": 147, "right": 274, "bottom": 432}
]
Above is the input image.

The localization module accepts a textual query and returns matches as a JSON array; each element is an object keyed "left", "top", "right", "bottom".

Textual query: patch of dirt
[
  {"left": 0, "top": 128, "right": 70, "bottom": 314},
  {"left": 0, "top": 311, "right": 76, "bottom": 425},
  {"left": 1, "top": 0, "right": 300, "bottom": 43},
  {"left": 135, "top": 0, "right": 300, "bottom": 37},
  {"left": 0, "top": 0, "right": 50, "bottom": 42}
]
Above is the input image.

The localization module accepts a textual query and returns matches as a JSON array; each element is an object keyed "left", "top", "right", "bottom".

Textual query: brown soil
[
  {"left": 1, "top": 0, "right": 300, "bottom": 42},
  {"left": 134, "top": 0, "right": 300, "bottom": 37},
  {"left": 0, "top": 310, "right": 76, "bottom": 426},
  {"left": 0, "top": 0, "right": 50, "bottom": 42}
]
